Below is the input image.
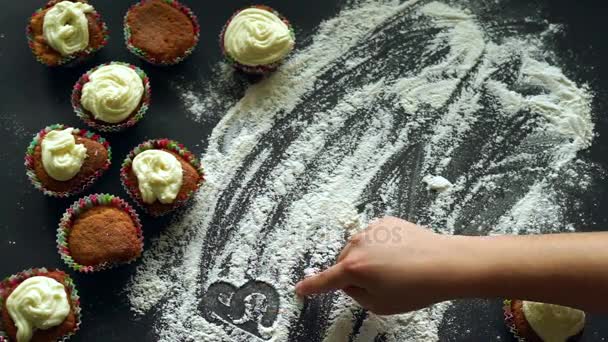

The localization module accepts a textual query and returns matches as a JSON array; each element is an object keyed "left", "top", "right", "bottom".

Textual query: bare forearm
[{"left": 449, "top": 232, "right": 608, "bottom": 313}]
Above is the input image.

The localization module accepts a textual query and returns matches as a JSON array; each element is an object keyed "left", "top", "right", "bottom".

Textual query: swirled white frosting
[
  {"left": 6, "top": 276, "right": 71, "bottom": 342},
  {"left": 41, "top": 128, "right": 87, "bottom": 181},
  {"left": 43, "top": 1, "right": 94, "bottom": 56},
  {"left": 523, "top": 301, "right": 585, "bottom": 342},
  {"left": 223, "top": 8, "right": 294, "bottom": 66},
  {"left": 132, "top": 150, "right": 183, "bottom": 204},
  {"left": 81, "top": 64, "right": 145, "bottom": 124}
]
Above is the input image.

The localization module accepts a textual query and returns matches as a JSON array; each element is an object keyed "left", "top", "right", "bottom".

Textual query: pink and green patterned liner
[
  {"left": 220, "top": 5, "right": 295, "bottom": 75},
  {"left": 0, "top": 268, "right": 81, "bottom": 341},
  {"left": 503, "top": 299, "right": 527, "bottom": 342},
  {"left": 24, "top": 124, "right": 112, "bottom": 198},
  {"left": 26, "top": 0, "right": 109, "bottom": 67},
  {"left": 123, "top": 0, "right": 200, "bottom": 65},
  {"left": 120, "top": 139, "right": 205, "bottom": 217},
  {"left": 72, "top": 62, "right": 152, "bottom": 132},
  {"left": 503, "top": 299, "right": 585, "bottom": 342},
  {"left": 57, "top": 194, "right": 144, "bottom": 273}
]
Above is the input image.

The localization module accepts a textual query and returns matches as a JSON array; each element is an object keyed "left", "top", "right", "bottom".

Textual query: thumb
[{"left": 295, "top": 263, "right": 351, "bottom": 296}]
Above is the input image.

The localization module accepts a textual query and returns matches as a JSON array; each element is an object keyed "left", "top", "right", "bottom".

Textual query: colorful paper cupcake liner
[
  {"left": 123, "top": 0, "right": 200, "bottom": 65},
  {"left": 0, "top": 268, "right": 82, "bottom": 342},
  {"left": 72, "top": 62, "right": 152, "bottom": 132},
  {"left": 26, "top": 1, "right": 109, "bottom": 67},
  {"left": 57, "top": 194, "right": 144, "bottom": 273},
  {"left": 220, "top": 5, "right": 296, "bottom": 75},
  {"left": 503, "top": 299, "right": 527, "bottom": 342},
  {"left": 120, "top": 139, "right": 205, "bottom": 217},
  {"left": 24, "top": 124, "right": 112, "bottom": 198}
]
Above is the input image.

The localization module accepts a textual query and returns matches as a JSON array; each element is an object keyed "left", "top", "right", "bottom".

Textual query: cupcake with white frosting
[
  {"left": 121, "top": 139, "right": 204, "bottom": 216},
  {"left": 0, "top": 268, "right": 81, "bottom": 342},
  {"left": 72, "top": 62, "right": 151, "bottom": 132},
  {"left": 504, "top": 299, "right": 586, "bottom": 342},
  {"left": 24, "top": 124, "right": 111, "bottom": 197},
  {"left": 220, "top": 5, "right": 295, "bottom": 74},
  {"left": 26, "top": 0, "right": 109, "bottom": 67}
]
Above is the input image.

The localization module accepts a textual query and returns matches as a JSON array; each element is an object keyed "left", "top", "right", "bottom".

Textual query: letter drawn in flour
[{"left": 201, "top": 280, "right": 280, "bottom": 340}]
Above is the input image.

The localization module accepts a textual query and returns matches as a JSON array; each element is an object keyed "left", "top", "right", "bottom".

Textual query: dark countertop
[{"left": 1, "top": 0, "right": 607, "bottom": 341}]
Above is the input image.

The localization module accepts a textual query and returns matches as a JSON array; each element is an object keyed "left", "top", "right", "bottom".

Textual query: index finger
[{"left": 295, "top": 263, "right": 351, "bottom": 296}]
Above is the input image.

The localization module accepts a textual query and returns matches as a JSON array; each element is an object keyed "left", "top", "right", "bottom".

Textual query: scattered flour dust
[{"left": 128, "top": 1, "right": 595, "bottom": 341}]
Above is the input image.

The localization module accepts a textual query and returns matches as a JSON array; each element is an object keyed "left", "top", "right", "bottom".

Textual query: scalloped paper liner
[
  {"left": 72, "top": 62, "right": 152, "bottom": 132},
  {"left": 120, "top": 139, "right": 205, "bottom": 217},
  {"left": 26, "top": 1, "right": 109, "bottom": 67},
  {"left": 24, "top": 124, "right": 112, "bottom": 198},
  {"left": 123, "top": 0, "right": 200, "bottom": 65},
  {"left": 503, "top": 299, "right": 527, "bottom": 342},
  {"left": 503, "top": 299, "right": 585, "bottom": 342},
  {"left": 220, "top": 5, "right": 295, "bottom": 75},
  {"left": 0, "top": 268, "right": 82, "bottom": 342},
  {"left": 57, "top": 194, "right": 144, "bottom": 273}
]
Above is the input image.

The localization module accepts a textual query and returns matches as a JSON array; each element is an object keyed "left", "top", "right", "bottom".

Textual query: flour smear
[{"left": 128, "top": 0, "right": 596, "bottom": 341}]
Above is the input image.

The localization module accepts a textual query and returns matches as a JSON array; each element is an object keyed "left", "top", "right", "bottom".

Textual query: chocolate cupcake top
[
  {"left": 5, "top": 276, "right": 70, "bottom": 342},
  {"left": 223, "top": 7, "right": 294, "bottom": 67},
  {"left": 80, "top": 63, "right": 145, "bottom": 124},
  {"left": 522, "top": 301, "right": 585, "bottom": 342}
]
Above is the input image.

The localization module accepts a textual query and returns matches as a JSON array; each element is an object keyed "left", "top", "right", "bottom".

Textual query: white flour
[{"left": 128, "top": 1, "right": 595, "bottom": 341}]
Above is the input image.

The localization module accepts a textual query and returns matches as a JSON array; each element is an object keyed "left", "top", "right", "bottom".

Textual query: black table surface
[{"left": 2, "top": 0, "right": 608, "bottom": 341}]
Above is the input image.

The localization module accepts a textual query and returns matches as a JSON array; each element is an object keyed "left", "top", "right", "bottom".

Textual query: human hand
[{"left": 295, "top": 217, "right": 469, "bottom": 314}]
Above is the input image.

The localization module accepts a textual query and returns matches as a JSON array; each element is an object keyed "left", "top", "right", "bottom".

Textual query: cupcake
[
  {"left": 504, "top": 299, "right": 585, "bottom": 342},
  {"left": 124, "top": 0, "right": 200, "bottom": 65},
  {"left": 72, "top": 62, "right": 151, "bottom": 132},
  {"left": 220, "top": 5, "right": 295, "bottom": 74},
  {"left": 26, "top": 0, "right": 109, "bottom": 67},
  {"left": 121, "top": 139, "right": 204, "bottom": 216},
  {"left": 24, "top": 124, "right": 111, "bottom": 197},
  {"left": 0, "top": 268, "right": 81, "bottom": 342},
  {"left": 57, "top": 194, "right": 144, "bottom": 273}
]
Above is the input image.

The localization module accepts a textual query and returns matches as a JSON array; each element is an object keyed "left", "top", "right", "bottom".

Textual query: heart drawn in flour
[{"left": 200, "top": 280, "right": 280, "bottom": 340}]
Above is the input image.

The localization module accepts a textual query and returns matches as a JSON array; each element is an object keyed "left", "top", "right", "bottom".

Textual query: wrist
[{"left": 438, "top": 235, "right": 519, "bottom": 300}]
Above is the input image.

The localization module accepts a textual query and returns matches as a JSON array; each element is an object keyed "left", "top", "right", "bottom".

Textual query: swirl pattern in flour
[{"left": 129, "top": 1, "right": 595, "bottom": 341}]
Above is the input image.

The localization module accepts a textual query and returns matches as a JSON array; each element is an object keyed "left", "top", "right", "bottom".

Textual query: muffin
[
  {"left": 26, "top": 0, "right": 109, "bottom": 67},
  {"left": 121, "top": 139, "right": 204, "bottom": 216},
  {"left": 0, "top": 268, "right": 81, "bottom": 342},
  {"left": 504, "top": 299, "right": 585, "bottom": 342},
  {"left": 220, "top": 5, "right": 295, "bottom": 74},
  {"left": 124, "top": 0, "right": 200, "bottom": 65},
  {"left": 57, "top": 194, "right": 144, "bottom": 273},
  {"left": 24, "top": 124, "right": 111, "bottom": 197},
  {"left": 72, "top": 62, "right": 151, "bottom": 132}
]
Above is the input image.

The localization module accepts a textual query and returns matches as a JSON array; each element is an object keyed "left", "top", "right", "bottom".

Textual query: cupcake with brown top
[
  {"left": 26, "top": 0, "right": 109, "bottom": 67},
  {"left": 504, "top": 299, "right": 585, "bottom": 342},
  {"left": 220, "top": 5, "right": 295, "bottom": 74},
  {"left": 121, "top": 139, "right": 204, "bottom": 216},
  {"left": 124, "top": 0, "right": 200, "bottom": 65},
  {"left": 57, "top": 194, "right": 144, "bottom": 273},
  {"left": 24, "top": 124, "right": 111, "bottom": 197},
  {"left": 0, "top": 268, "right": 81, "bottom": 342},
  {"left": 72, "top": 62, "right": 151, "bottom": 132}
]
